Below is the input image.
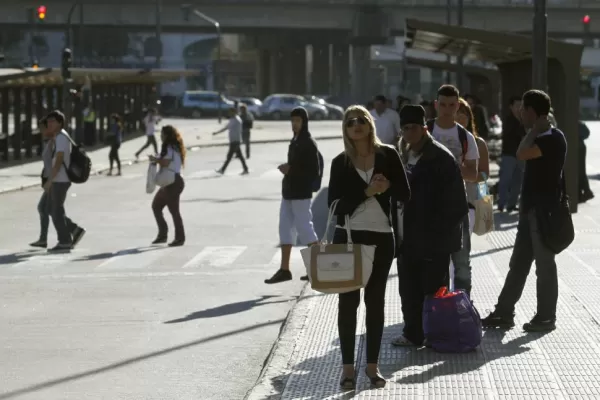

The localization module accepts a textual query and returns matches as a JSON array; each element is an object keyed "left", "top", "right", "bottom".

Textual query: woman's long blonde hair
[{"left": 342, "top": 105, "right": 382, "bottom": 161}]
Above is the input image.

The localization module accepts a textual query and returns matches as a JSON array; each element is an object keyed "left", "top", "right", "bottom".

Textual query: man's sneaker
[
  {"left": 71, "top": 227, "right": 86, "bottom": 248},
  {"left": 300, "top": 275, "right": 309, "bottom": 281},
  {"left": 523, "top": 316, "right": 556, "bottom": 332},
  {"left": 48, "top": 243, "right": 72, "bottom": 253},
  {"left": 241, "top": 170, "right": 249, "bottom": 175},
  {"left": 29, "top": 240, "right": 47, "bottom": 248},
  {"left": 481, "top": 311, "right": 515, "bottom": 329},
  {"left": 264, "top": 269, "right": 292, "bottom": 284}
]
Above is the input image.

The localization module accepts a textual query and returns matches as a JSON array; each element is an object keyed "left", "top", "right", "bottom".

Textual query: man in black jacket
[
  {"left": 497, "top": 96, "right": 526, "bottom": 212},
  {"left": 265, "top": 107, "right": 320, "bottom": 284},
  {"left": 391, "top": 105, "right": 469, "bottom": 347}
]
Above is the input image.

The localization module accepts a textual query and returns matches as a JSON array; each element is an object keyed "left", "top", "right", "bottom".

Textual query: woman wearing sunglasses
[{"left": 328, "top": 105, "right": 410, "bottom": 389}]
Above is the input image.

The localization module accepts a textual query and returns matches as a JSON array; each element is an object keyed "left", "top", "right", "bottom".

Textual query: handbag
[
  {"left": 300, "top": 199, "right": 376, "bottom": 294},
  {"left": 535, "top": 173, "right": 575, "bottom": 254},
  {"left": 146, "top": 163, "right": 157, "bottom": 194},
  {"left": 473, "top": 180, "right": 494, "bottom": 236},
  {"left": 155, "top": 166, "right": 175, "bottom": 187}
]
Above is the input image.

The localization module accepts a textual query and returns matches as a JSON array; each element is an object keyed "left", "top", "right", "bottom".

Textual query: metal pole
[
  {"left": 445, "top": 0, "right": 452, "bottom": 84},
  {"left": 191, "top": 9, "right": 222, "bottom": 123},
  {"left": 456, "top": 0, "right": 465, "bottom": 91},
  {"left": 78, "top": 3, "right": 84, "bottom": 66},
  {"left": 63, "top": 1, "right": 79, "bottom": 128},
  {"left": 532, "top": 0, "right": 548, "bottom": 91},
  {"left": 155, "top": 0, "right": 162, "bottom": 68}
]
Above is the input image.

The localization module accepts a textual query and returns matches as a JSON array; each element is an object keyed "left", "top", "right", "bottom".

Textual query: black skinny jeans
[
  {"left": 579, "top": 139, "right": 591, "bottom": 194},
  {"left": 136, "top": 135, "right": 158, "bottom": 157},
  {"left": 335, "top": 228, "right": 395, "bottom": 365},
  {"left": 109, "top": 143, "right": 121, "bottom": 171},
  {"left": 397, "top": 252, "right": 450, "bottom": 345},
  {"left": 220, "top": 142, "right": 248, "bottom": 172},
  {"left": 152, "top": 174, "right": 185, "bottom": 240}
]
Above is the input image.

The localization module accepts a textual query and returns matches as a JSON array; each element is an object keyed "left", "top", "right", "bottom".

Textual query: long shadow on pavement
[
  {"left": 181, "top": 196, "right": 280, "bottom": 203},
  {"left": 0, "top": 249, "right": 44, "bottom": 265},
  {"left": 0, "top": 320, "right": 285, "bottom": 400},
  {"left": 164, "top": 295, "right": 293, "bottom": 323},
  {"left": 72, "top": 246, "right": 165, "bottom": 262}
]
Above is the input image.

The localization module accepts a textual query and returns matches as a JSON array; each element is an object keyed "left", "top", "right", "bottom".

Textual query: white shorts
[{"left": 279, "top": 199, "right": 318, "bottom": 245}]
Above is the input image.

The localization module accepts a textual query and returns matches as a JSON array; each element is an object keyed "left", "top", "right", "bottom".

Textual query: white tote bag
[
  {"left": 300, "top": 200, "right": 376, "bottom": 294},
  {"left": 146, "top": 163, "right": 157, "bottom": 194},
  {"left": 155, "top": 166, "right": 175, "bottom": 187}
]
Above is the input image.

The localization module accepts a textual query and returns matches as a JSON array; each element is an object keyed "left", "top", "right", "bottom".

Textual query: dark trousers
[
  {"left": 495, "top": 209, "right": 558, "bottom": 320},
  {"left": 83, "top": 122, "right": 96, "bottom": 146},
  {"left": 242, "top": 130, "right": 251, "bottom": 158},
  {"left": 336, "top": 229, "right": 395, "bottom": 365},
  {"left": 49, "top": 183, "right": 80, "bottom": 244},
  {"left": 220, "top": 141, "right": 248, "bottom": 172},
  {"left": 152, "top": 174, "right": 185, "bottom": 241},
  {"left": 397, "top": 252, "right": 450, "bottom": 345},
  {"left": 109, "top": 143, "right": 121, "bottom": 171},
  {"left": 579, "top": 139, "right": 591, "bottom": 194},
  {"left": 136, "top": 135, "right": 158, "bottom": 157}
]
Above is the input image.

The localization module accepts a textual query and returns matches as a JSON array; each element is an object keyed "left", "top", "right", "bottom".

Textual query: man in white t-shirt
[
  {"left": 43, "top": 110, "right": 86, "bottom": 253},
  {"left": 429, "top": 84, "right": 479, "bottom": 296},
  {"left": 135, "top": 108, "right": 160, "bottom": 159},
  {"left": 370, "top": 95, "right": 401, "bottom": 147}
]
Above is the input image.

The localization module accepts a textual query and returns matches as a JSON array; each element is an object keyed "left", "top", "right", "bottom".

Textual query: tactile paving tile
[{"left": 280, "top": 206, "right": 600, "bottom": 399}]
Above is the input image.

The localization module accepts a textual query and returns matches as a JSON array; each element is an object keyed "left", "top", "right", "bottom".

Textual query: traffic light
[
  {"left": 583, "top": 15, "right": 592, "bottom": 46},
  {"left": 62, "top": 48, "right": 72, "bottom": 80},
  {"left": 37, "top": 5, "right": 46, "bottom": 21}
]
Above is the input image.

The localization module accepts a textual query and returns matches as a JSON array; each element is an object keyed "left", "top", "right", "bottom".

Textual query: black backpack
[
  {"left": 426, "top": 119, "right": 469, "bottom": 162},
  {"left": 57, "top": 133, "right": 92, "bottom": 184},
  {"left": 312, "top": 148, "right": 325, "bottom": 192}
]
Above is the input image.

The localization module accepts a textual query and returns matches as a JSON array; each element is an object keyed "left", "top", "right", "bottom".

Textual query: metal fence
[{"left": 200, "top": 0, "right": 600, "bottom": 6}]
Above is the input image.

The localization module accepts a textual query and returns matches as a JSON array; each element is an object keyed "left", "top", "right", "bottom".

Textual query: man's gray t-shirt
[
  {"left": 42, "top": 140, "right": 53, "bottom": 178},
  {"left": 227, "top": 116, "right": 242, "bottom": 143},
  {"left": 52, "top": 130, "right": 72, "bottom": 183}
]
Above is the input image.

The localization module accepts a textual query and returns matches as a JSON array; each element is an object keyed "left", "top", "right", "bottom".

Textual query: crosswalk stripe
[
  {"left": 182, "top": 246, "right": 248, "bottom": 268},
  {"left": 268, "top": 247, "right": 305, "bottom": 268},
  {"left": 96, "top": 247, "right": 174, "bottom": 270}
]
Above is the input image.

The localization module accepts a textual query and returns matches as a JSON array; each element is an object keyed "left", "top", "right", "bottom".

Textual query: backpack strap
[{"left": 456, "top": 124, "right": 469, "bottom": 163}]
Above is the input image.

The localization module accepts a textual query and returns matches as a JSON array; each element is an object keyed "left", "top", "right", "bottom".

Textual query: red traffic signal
[
  {"left": 37, "top": 5, "right": 46, "bottom": 20},
  {"left": 583, "top": 15, "right": 591, "bottom": 24}
]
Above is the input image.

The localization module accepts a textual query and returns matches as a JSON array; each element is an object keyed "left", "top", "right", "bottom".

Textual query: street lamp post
[
  {"left": 63, "top": 1, "right": 82, "bottom": 128},
  {"left": 456, "top": 0, "right": 465, "bottom": 91},
  {"left": 181, "top": 4, "right": 223, "bottom": 123},
  {"left": 532, "top": 0, "right": 548, "bottom": 91}
]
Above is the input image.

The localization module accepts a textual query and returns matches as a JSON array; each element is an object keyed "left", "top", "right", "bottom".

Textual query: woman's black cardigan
[{"left": 327, "top": 144, "right": 410, "bottom": 230}]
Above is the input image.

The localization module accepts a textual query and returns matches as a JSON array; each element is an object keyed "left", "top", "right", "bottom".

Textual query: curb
[
  {"left": 0, "top": 135, "right": 341, "bottom": 195},
  {"left": 243, "top": 284, "right": 316, "bottom": 400}
]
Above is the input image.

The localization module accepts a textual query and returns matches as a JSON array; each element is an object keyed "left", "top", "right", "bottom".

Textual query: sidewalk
[
  {"left": 0, "top": 119, "right": 341, "bottom": 194},
  {"left": 246, "top": 181, "right": 600, "bottom": 399}
]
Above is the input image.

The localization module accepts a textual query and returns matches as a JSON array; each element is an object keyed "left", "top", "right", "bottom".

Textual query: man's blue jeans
[
  {"left": 451, "top": 213, "right": 472, "bottom": 295},
  {"left": 498, "top": 155, "right": 524, "bottom": 209}
]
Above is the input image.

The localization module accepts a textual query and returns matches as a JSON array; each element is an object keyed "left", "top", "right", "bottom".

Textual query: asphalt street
[{"left": 0, "top": 138, "right": 343, "bottom": 400}]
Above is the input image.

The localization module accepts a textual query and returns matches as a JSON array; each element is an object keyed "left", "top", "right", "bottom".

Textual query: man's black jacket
[
  {"left": 398, "top": 136, "right": 468, "bottom": 257},
  {"left": 282, "top": 131, "right": 319, "bottom": 200}
]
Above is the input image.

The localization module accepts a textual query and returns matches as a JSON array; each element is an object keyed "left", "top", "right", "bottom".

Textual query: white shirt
[
  {"left": 162, "top": 146, "right": 182, "bottom": 173},
  {"left": 430, "top": 122, "right": 479, "bottom": 164},
  {"left": 226, "top": 116, "right": 242, "bottom": 143},
  {"left": 52, "top": 130, "right": 72, "bottom": 183},
  {"left": 144, "top": 115, "right": 158, "bottom": 136},
  {"left": 370, "top": 109, "right": 400, "bottom": 145},
  {"left": 341, "top": 167, "right": 391, "bottom": 233}
]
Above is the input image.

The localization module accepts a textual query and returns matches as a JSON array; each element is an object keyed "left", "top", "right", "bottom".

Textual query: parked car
[
  {"left": 180, "top": 90, "right": 235, "bottom": 118},
  {"left": 303, "top": 95, "right": 344, "bottom": 119},
  {"left": 233, "top": 97, "right": 263, "bottom": 119},
  {"left": 260, "top": 94, "right": 328, "bottom": 120}
]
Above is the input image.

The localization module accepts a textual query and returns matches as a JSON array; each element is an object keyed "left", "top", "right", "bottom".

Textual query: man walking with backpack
[
  {"left": 428, "top": 85, "right": 479, "bottom": 296},
  {"left": 265, "top": 107, "right": 322, "bottom": 284},
  {"left": 43, "top": 110, "right": 86, "bottom": 252}
]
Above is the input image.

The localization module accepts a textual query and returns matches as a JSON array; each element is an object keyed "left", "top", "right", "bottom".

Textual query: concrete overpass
[{"left": 6, "top": 1, "right": 600, "bottom": 35}]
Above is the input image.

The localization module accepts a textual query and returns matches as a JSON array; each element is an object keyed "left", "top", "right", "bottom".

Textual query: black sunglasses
[{"left": 345, "top": 117, "right": 367, "bottom": 128}]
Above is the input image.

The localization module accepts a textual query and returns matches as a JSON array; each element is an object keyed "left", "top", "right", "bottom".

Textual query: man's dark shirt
[
  {"left": 501, "top": 113, "right": 526, "bottom": 157},
  {"left": 520, "top": 128, "right": 567, "bottom": 212}
]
